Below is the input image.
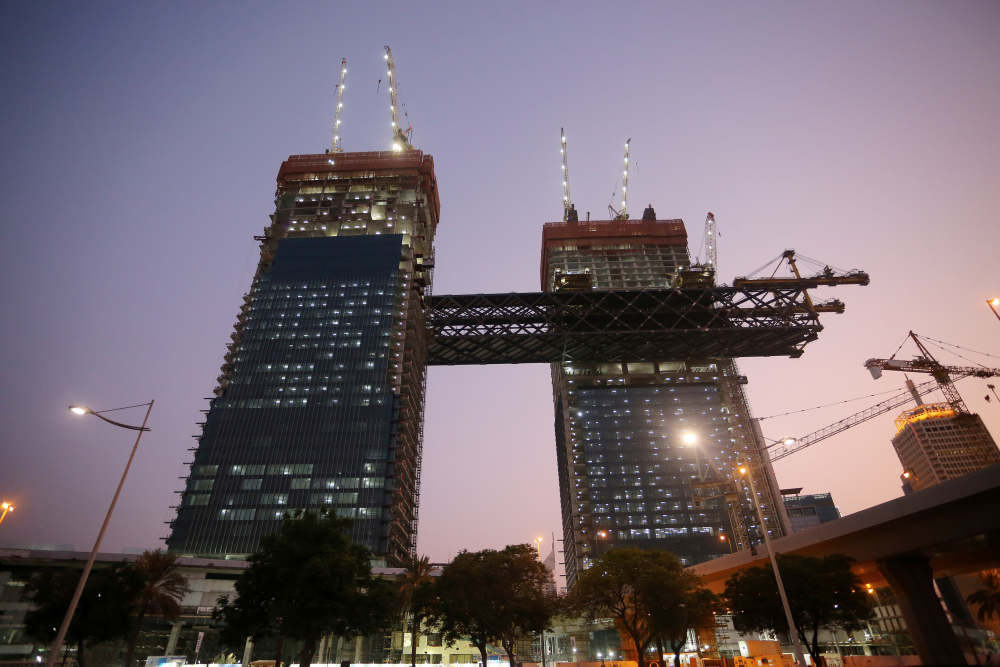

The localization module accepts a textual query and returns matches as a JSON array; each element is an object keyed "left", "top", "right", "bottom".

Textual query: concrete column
[
  {"left": 164, "top": 621, "right": 183, "bottom": 656},
  {"left": 354, "top": 636, "right": 363, "bottom": 664},
  {"left": 877, "top": 556, "right": 965, "bottom": 665},
  {"left": 242, "top": 638, "right": 253, "bottom": 666}
]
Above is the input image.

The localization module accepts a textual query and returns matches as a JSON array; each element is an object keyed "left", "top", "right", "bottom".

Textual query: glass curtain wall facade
[
  {"left": 168, "top": 151, "right": 439, "bottom": 565},
  {"left": 541, "top": 213, "right": 788, "bottom": 586}
]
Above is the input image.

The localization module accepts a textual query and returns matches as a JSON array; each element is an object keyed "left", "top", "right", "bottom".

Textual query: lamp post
[
  {"left": 989, "top": 299, "right": 1000, "bottom": 324},
  {"left": 45, "top": 402, "right": 153, "bottom": 667},
  {"left": 736, "top": 461, "right": 807, "bottom": 667},
  {"left": 0, "top": 502, "right": 13, "bottom": 527}
]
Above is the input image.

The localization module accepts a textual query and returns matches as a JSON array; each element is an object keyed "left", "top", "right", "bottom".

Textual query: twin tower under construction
[{"left": 164, "top": 140, "right": 827, "bottom": 585}]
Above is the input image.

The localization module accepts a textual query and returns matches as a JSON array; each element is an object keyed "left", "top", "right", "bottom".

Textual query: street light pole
[
  {"left": 739, "top": 460, "right": 807, "bottom": 667},
  {"left": 46, "top": 401, "right": 153, "bottom": 667},
  {"left": 0, "top": 502, "right": 13, "bottom": 527},
  {"left": 989, "top": 299, "right": 1000, "bottom": 324}
]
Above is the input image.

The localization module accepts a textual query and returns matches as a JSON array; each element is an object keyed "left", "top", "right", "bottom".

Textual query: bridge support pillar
[{"left": 877, "top": 555, "right": 965, "bottom": 665}]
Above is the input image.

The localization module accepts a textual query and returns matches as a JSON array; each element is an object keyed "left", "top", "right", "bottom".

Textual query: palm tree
[
  {"left": 397, "top": 555, "right": 435, "bottom": 667},
  {"left": 124, "top": 550, "right": 192, "bottom": 667},
  {"left": 966, "top": 569, "right": 1000, "bottom": 622}
]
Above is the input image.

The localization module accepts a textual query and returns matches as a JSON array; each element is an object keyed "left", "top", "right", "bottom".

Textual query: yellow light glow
[
  {"left": 683, "top": 433, "right": 697, "bottom": 444},
  {"left": 1, "top": 503, "right": 10, "bottom": 510},
  {"left": 894, "top": 402, "right": 955, "bottom": 432},
  {"left": 69, "top": 406, "right": 87, "bottom": 415},
  {"left": 992, "top": 298, "right": 1000, "bottom": 307},
  {"left": 738, "top": 467, "right": 747, "bottom": 474}
]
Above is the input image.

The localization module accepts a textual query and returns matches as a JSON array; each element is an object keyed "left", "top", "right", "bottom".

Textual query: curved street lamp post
[{"left": 45, "top": 401, "right": 154, "bottom": 667}]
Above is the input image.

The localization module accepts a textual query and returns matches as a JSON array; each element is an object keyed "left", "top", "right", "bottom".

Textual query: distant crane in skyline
[
  {"left": 330, "top": 58, "right": 346, "bottom": 153},
  {"left": 384, "top": 45, "right": 412, "bottom": 151},
  {"left": 608, "top": 139, "right": 631, "bottom": 220},
  {"left": 560, "top": 128, "right": 576, "bottom": 222}
]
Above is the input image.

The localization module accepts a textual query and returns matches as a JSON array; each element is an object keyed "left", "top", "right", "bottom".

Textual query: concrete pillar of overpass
[
  {"left": 877, "top": 556, "right": 965, "bottom": 665},
  {"left": 164, "top": 621, "right": 182, "bottom": 656}
]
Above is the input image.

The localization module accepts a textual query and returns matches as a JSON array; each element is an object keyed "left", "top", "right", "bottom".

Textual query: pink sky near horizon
[{"left": 1, "top": 3, "right": 998, "bottom": 579}]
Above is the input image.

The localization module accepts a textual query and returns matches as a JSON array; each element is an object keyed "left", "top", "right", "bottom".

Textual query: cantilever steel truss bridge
[{"left": 425, "top": 283, "right": 860, "bottom": 366}]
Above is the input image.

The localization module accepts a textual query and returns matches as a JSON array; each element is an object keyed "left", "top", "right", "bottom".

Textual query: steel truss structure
[{"left": 425, "top": 286, "right": 844, "bottom": 366}]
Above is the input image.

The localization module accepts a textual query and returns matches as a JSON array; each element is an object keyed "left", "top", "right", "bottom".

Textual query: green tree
[
  {"left": 22, "top": 562, "right": 144, "bottom": 667},
  {"left": 570, "top": 547, "right": 693, "bottom": 667},
  {"left": 724, "top": 553, "right": 873, "bottom": 664},
  {"left": 124, "top": 550, "right": 192, "bottom": 667},
  {"left": 647, "top": 571, "right": 721, "bottom": 667},
  {"left": 213, "top": 510, "right": 395, "bottom": 667},
  {"left": 397, "top": 555, "right": 436, "bottom": 667},
  {"left": 966, "top": 568, "right": 1000, "bottom": 622},
  {"left": 433, "top": 544, "right": 556, "bottom": 667}
]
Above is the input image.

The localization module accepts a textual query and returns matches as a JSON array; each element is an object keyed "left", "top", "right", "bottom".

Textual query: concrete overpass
[{"left": 689, "top": 462, "right": 1000, "bottom": 665}]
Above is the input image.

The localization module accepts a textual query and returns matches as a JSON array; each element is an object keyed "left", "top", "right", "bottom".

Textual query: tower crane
[
  {"left": 769, "top": 335, "right": 999, "bottom": 461},
  {"left": 865, "top": 331, "right": 999, "bottom": 414},
  {"left": 384, "top": 46, "right": 412, "bottom": 151},
  {"left": 703, "top": 212, "right": 717, "bottom": 270},
  {"left": 330, "top": 58, "right": 346, "bottom": 153},
  {"left": 560, "top": 128, "right": 577, "bottom": 222},
  {"left": 608, "top": 139, "right": 631, "bottom": 220}
]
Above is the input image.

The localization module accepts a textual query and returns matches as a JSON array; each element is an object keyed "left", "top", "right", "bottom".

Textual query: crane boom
[
  {"left": 331, "top": 58, "right": 346, "bottom": 153},
  {"left": 561, "top": 128, "right": 573, "bottom": 221},
  {"left": 384, "top": 45, "right": 412, "bottom": 151},
  {"left": 769, "top": 376, "right": 960, "bottom": 461},
  {"left": 609, "top": 139, "right": 631, "bottom": 220},
  {"left": 864, "top": 331, "right": 1000, "bottom": 415}
]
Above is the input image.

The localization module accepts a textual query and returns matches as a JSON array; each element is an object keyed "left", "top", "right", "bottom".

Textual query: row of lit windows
[{"left": 217, "top": 506, "right": 383, "bottom": 521}]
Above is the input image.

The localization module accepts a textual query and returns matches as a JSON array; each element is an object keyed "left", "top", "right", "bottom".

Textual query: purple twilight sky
[{"left": 1, "top": 3, "right": 999, "bottom": 577}]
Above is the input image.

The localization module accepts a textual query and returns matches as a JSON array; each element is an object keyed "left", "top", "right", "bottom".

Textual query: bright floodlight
[
  {"left": 69, "top": 406, "right": 88, "bottom": 415},
  {"left": 992, "top": 298, "right": 1000, "bottom": 307},
  {"left": 781, "top": 437, "right": 797, "bottom": 446},
  {"left": 682, "top": 433, "right": 697, "bottom": 444},
  {"left": 738, "top": 466, "right": 748, "bottom": 474}
]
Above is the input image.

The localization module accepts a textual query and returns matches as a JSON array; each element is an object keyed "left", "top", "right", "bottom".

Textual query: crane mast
[
  {"left": 703, "top": 212, "right": 717, "bottom": 270},
  {"left": 561, "top": 128, "right": 574, "bottom": 221},
  {"left": 384, "top": 46, "right": 412, "bottom": 151},
  {"left": 608, "top": 139, "right": 631, "bottom": 220},
  {"left": 331, "top": 58, "right": 346, "bottom": 153}
]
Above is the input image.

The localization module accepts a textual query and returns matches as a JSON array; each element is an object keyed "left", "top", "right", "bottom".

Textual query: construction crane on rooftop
[
  {"left": 608, "top": 139, "right": 631, "bottom": 220},
  {"left": 865, "top": 331, "right": 1000, "bottom": 415},
  {"left": 561, "top": 128, "right": 576, "bottom": 222},
  {"left": 330, "top": 58, "right": 346, "bottom": 153},
  {"left": 384, "top": 46, "right": 413, "bottom": 151},
  {"left": 703, "top": 212, "right": 717, "bottom": 270},
  {"left": 769, "top": 335, "right": 999, "bottom": 461}
]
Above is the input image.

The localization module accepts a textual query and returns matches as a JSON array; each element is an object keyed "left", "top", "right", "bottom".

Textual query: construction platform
[{"left": 425, "top": 287, "right": 832, "bottom": 365}]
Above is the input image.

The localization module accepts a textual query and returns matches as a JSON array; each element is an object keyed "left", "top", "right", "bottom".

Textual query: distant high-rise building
[
  {"left": 892, "top": 402, "right": 1000, "bottom": 492},
  {"left": 167, "top": 151, "right": 439, "bottom": 564},
  {"left": 541, "top": 207, "right": 787, "bottom": 585},
  {"left": 780, "top": 490, "right": 840, "bottom": 532}
]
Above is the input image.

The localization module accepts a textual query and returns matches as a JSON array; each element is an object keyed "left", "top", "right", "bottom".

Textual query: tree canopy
[
  {"left": 214, "top": 510, "right": 395, "bottom": 667},
  {"left": 124, "top": 550, "right": 191, "bottom": 667},
  {"left": 22, "top": 561, "right": 144, "bottom": 667},
  {"left": 432, "top": 544, "right": 557, "bottom": 667},
  {"left": 724, "top": 553, "right": 873, "bottom": 663},
  {"left": 570, "top": 546, "right": 716, "bottom": 667},
  {"left": 966, "top": 568, "right": 1000, "bottom": 622}
]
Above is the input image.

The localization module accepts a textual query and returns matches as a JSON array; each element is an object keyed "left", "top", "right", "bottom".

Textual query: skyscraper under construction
[
  {"left": 167, "top": 151, "right": 439, "bottom": 565},
  {"left": 541, "top": 207, "right": 788, "bottom": 585}
]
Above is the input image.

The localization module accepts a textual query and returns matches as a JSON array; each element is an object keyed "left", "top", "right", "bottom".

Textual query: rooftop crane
[
  {"left": 608, "top": 139, "right": 631, "bottom": 220},
  {"left": 864, "top": 331, "right": 999, "bottom": 415},
  {"left": 384, "top": 46, "right": 412, "bottom": 151},
  {"left": 703, "top": 212, "right": 717, "bottom": 270},
  {"left": 330, "top": 58, "right": 346, "bottom": 153},
  {"left": 560, "top": 128, "right": 577, "bottom": 222},
  {"left": 769, "top": 337, "right": 1000, "bottom": 461}
]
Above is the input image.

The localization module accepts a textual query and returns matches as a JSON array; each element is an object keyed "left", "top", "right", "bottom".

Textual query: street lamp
[
  {"left": 735, "top": 462, "right": 807, "bottom": 667},
  {"left": 0, "top": 502, "right": 13, "bottom": 527},
  {"left": 45, "top": 401, "right": 154, "bottom": 667},
  {"left": 988, "top": 299, "right": 1000, "bottom": 324}
]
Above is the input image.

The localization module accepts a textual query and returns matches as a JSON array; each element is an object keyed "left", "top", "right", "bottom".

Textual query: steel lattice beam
[{"left": 425, "top": 287, "right": 827, "bottom": 366}]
